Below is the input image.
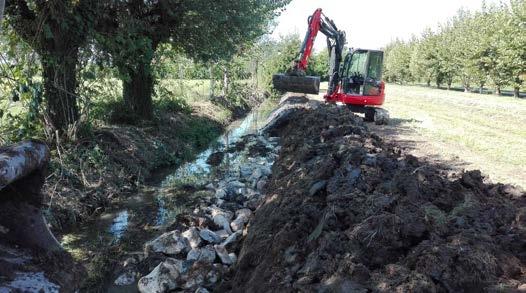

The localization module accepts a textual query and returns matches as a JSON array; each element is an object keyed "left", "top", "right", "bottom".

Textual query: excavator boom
[
  {"left": 272, "top": 8, "right": 343, "bottom": 95},
  {"left": 272, "top": 8, "right": 386, "bottom": 122}
]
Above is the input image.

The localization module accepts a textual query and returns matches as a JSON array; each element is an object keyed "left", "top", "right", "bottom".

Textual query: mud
[{"left": 221, "top": 101, "right": 526, "bottom": 292}]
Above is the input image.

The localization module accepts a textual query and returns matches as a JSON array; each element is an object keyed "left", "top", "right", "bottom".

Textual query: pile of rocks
[{"left": 114, "top": 134, "right": 280, "bottom": 292}]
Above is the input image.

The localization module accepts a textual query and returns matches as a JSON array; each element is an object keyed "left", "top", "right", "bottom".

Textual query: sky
[{"left": 271, "top": 0, "right": 501, "bottom": 51}]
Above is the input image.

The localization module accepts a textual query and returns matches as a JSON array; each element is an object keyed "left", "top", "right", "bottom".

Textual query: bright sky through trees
[{"left": 272, "top": 0, "right": 501, "bottom": 50}]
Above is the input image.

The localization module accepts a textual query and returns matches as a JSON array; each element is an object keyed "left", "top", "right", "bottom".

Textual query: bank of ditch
[
  {"left": 17, "top": 88, "right": 273, "bottom": 290},
  {"left": 44, "top": 90, "right": 267, "bottom": 233}
]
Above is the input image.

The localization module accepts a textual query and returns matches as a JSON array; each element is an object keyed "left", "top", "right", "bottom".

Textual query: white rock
[
  {"left": 213, "top": 214, "right": 233, "bottom": 234},
  {"left": 226, "top": 181, "right": 245, "bottom": 195},
  {"left": 195, "top": 287, "right": 210, "bottom": 293},
  {"left": 186, "top": 245, "right": 216, "bottom": 264},
  {"left": 250, "top": 168, "right": 263, "bottom": 181},
  {"left": 145, "top": 230, "right": 190, "bottom": 256},
  {"left": 199, "top": 229, "right": 222, "bottom": 244},
  {"left": 210, "top": 206, "right": 233, "bottom": 220},
  {"left": 207, "top": 267, "right": 220, "bottom": 284},
  {"left": 187, "top": 248, "right": 201, "bottom": 261},
  {"left": 228, "top": 253, "right": 237, "bottom": 264},
  {"left": 236, "top": 208, "right": 252, "bottom": 218},
  {"left": 245, "top": 188, "right": 259, "bottom": 199},
  {"left": 199, "top": 245, "right": 217, "bottom": 263},
  {"left": 240, "top": 166, "right": 253, "bottom": 178},
  {"left": 215, "top": 229, "right": 230, "bottom": 239},
  {"left": 138, "top": 258, "right": 186, "bottom": 293},
  {"left": 123, "top": 257, "right": 137, "bottom": 268},
  {"left": 230, "top": 214, "right": 249, "bottom": 232},
  {"left": 215, "top": 188, "right": 227, "bottom": 199},
  {"left": 221, "top": 231, "right": 242, "bottom": 249},
  {"left": 214, "top": 245, "right": 234, "bottom": 265},
  {"left": 182, "top": 227, "right": 201, "bottom": 249},
  {"left": 114, "top": 272, "right": 135, "bottom": 286},
  {"left": 261, "top": 166, "right": 272, "bottom": 176},
  {"left": 267, "top": 136, "right": 280, "bottom": 143}
]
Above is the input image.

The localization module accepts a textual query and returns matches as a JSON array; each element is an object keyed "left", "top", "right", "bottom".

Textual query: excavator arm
[{"left": 273, "top": 8, "right": 346, "bottom": 95}]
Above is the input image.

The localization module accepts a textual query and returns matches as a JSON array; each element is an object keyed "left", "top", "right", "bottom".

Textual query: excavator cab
[{"left": 341, "top": 49, "right": 384, "bottom": 96}]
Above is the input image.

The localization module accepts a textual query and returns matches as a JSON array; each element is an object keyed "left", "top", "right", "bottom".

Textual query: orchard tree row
[{"left": 383, "top": 0, "right": 525, "bottom": 97}]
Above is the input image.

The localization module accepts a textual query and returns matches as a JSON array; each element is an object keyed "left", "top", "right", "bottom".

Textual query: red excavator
[{"left": 273, "top": 8, "right": 387, "bottom": 123}]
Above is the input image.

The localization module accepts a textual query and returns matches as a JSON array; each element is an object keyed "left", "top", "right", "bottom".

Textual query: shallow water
[{"left": 59, "top": 101, "right": 277, "bottom": 288}]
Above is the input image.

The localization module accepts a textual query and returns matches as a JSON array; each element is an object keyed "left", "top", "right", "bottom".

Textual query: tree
[
  {"left": 261, "top": 34, "right": 301, "bottom": 90},
  {"left": 436, "top": 24, "right": 458, "bottom": 90},
  {"left": 410, "top": 29, "right": 441, "bottom": 87},
  {"left": 502, "top": 0, "right": 526, "bottom": 97},
  {"left": 5, "top": 0, "right": 102, "bottom": 132},
  {"left": 477, "top": 4, "right": 513, "bottom": 95},
  {"left": 384, "top": 39, "right": 414, "bottom": 84},
  {"left": 450, "top": 10, "right": 482, "bottom": 92},
  {"left": 97, "top": 0, "right": 290, "bottom": 120},
  {"left": 307, "top": 49, "right": 330, "bottom": 81}
]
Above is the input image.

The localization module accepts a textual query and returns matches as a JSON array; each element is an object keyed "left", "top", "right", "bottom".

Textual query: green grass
[{"left": 383, "top": 84, "right": 526, "bottom": 187}]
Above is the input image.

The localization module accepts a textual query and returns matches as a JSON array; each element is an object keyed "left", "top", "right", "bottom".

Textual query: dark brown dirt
[{"left": 220, "top": 102, "right": 526, "bottom": 292}]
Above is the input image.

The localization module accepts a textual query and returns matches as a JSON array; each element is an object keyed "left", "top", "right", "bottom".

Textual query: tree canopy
[
  {"left": 383, "top": 1, "right": 526, "bottom": 97},
  {"left": 2, "top": 0, "right": 290, "bottom": 132}
]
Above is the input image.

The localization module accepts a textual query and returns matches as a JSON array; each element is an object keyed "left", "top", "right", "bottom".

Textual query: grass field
[{"left": 377, "top": 84, "right": 526, "bottom": 188}]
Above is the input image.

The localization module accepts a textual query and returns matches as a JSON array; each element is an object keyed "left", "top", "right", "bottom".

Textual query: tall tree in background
[
  {"left": 5, "top": 0, "right": 101, "bottom": 131},
  {"left": 385, "top": 1, "right": 524, "bottom": 97},
  {"left": 97, "top": 0, "right": 289, "bottom": 120},
  {"left": 384, "top": 39, "right": 413, "bottom": 83},
  {"left": 504, "top": 0, "right": 526, "bottom": 97},
  {"left": 436, "top": 24, "right": 457, "bottom": 90},
  {"left": 450, "top": 10, "right": 479, "bottom": 92}
]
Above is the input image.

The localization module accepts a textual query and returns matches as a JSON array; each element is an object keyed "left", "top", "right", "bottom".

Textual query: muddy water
[{"left": 59, "top": 101, "right": 277, "bottom": 290}]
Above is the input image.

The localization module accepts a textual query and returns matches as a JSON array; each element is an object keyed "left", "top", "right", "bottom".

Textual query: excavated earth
[{"left": 220, "top": 99, "right": 526, "bottom": 292}]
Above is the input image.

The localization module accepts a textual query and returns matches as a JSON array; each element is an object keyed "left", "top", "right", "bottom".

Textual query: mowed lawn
[{"left": 380, "top": 84, "right": 526, "bottom": 188}]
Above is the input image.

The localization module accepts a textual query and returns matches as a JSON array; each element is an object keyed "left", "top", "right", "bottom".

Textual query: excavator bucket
[{"left": 272, "top": 74, "right": 320, "bottom": 95}]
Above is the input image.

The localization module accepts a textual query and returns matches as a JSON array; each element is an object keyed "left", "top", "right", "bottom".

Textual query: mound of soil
[{"left": 222, "top": 102, "right": 526, "bottom": 292}]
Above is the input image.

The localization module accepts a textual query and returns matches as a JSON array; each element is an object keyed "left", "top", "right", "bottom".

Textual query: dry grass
[
  {"left": 317, "top": 82, "right": 526, "bottom": 187},
  {"left": 378, "top": 84, "right": 526, "bottom": 188}
]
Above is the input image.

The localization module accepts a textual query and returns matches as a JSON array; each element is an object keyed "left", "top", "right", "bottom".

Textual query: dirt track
[{"left": 220, "top": 99, "right": 526, "bottom": 292}]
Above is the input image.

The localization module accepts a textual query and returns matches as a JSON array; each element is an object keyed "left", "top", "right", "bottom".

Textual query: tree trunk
[
  {"left": 222, "top": 67, "right": 229, "bottom": 96},
  {"left": 122, "top": 60, "right": 154, "bottom": 120},
  {"left": 479, "top": 83, "right": 485, "bottom": 94},
  {"left": 253, "top": 60, "right": 258, "bottom": 90},
  {"left": 41, "top": 53, "right": 79, "bottom": 131},
  {"left": 209, "top": 65, "right": 215, "bottom": 99},
  {"left": 495, "top": 86, "right": 502, "bottom": 96},
  {"left": 447, "top": 81, "right": 452, "bottom": 90},
  {"left": 514, "top": 87, "right": 520, "bottom": 98},
  {"left": 426, "top": 79, "right": 431, "bottom": 87}
]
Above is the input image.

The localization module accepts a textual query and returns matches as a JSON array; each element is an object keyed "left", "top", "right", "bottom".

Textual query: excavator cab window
[
  {"left": 342, "top": 49, "right": 384, "bottom": 96},
  {"left": 364, "top": 50, "right": 384, "bottom": 96}
]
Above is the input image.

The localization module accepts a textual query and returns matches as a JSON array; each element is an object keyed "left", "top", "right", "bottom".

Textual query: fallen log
[
  {"left": 0, "top": 140, "right": 50, "bottom": 192},
  {"left": 0, "top": 140, "right": 84, "bottom": 292},
  {"left": 0, "top": 141, "right": 61, "bottom": 252}
]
